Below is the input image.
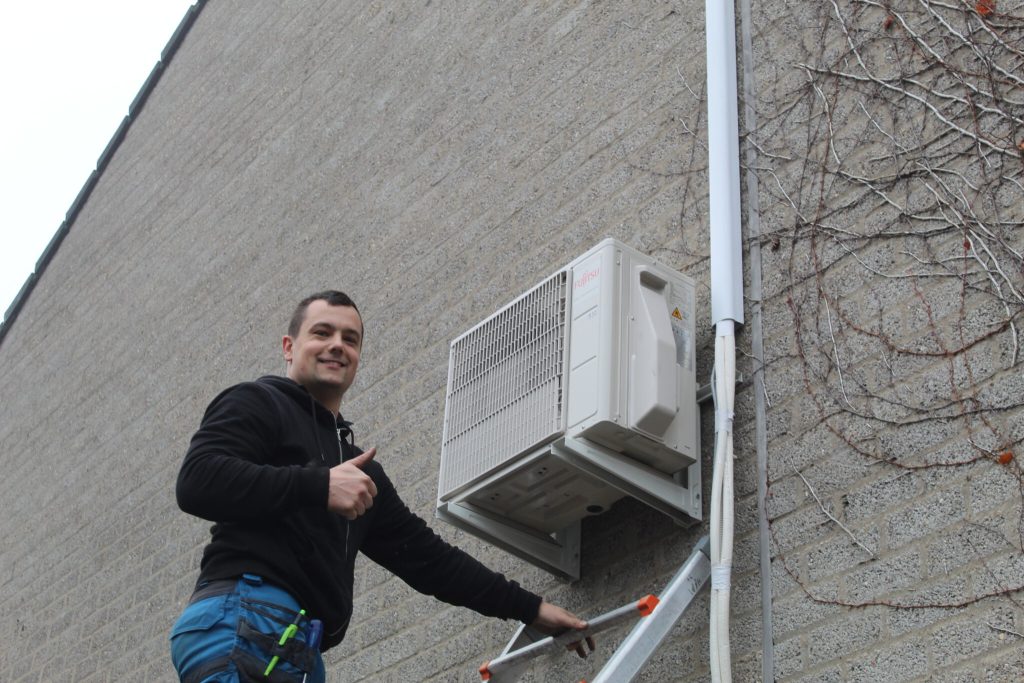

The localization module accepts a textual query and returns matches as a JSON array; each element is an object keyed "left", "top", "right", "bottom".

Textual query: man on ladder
[{"left": 170, "top": 291, "right": 593, "bottom": 682}]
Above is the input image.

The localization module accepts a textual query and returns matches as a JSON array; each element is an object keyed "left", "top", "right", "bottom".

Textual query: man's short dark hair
[{"left": 288, "top": 291, "right": 361, "bottom": 338}]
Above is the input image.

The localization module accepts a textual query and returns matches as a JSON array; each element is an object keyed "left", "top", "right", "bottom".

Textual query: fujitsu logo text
[{"left": 574, "top": 268, "right": 600, "bottom": 290}]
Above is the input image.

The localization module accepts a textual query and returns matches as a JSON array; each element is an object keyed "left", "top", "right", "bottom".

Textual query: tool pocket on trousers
[
  {"left": 232, "top": 648, "right": 303, "bottom": 683},
  {"left": 233, "top": 609, "right": 314, "bottom": 681}
]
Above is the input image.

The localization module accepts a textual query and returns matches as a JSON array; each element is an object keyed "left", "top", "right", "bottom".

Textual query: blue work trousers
[{"left": 169, "top": 574, "right": 326, "bottom": 683}]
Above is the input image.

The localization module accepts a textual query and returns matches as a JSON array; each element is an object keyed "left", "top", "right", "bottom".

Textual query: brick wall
[
  {"left": 748, "top": 1, "right": 1024, "bottom": 681},
  {"left": 0, "top": 1, "right": 1020, "bottom": 681}
]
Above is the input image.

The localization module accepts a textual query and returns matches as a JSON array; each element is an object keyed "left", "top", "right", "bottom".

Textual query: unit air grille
[{"left": 439, "top": 272, "right": 568, "bottom": 500}]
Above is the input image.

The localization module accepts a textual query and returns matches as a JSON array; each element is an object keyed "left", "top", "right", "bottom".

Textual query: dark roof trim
[
  {"left": 97, "top": 116, "right": 132, "bottom": 174},
  {"left": 129, "top": 62, "right": 166, "bottom": 117},
  {"left": 0, "top": 0, "right": 207, "bottom": 346},
  {"left": 35, "top": 222, "right": 71, "bottom": 274}
]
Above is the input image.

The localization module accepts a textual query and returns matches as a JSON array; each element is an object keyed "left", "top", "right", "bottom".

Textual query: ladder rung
[{"left": 479, "top": 596, "right": 659, "bottom": 681}]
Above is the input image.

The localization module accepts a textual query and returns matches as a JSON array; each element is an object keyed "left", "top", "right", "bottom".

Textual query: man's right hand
[
  {"left": 326, "top": 448, "right": 378, "bottom": 519},
  {"left": 532, "top": 602, "right": 595, "bottom": 659}
]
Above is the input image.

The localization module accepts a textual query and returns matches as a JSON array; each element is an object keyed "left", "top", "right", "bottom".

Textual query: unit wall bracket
[
  {"left": 436, "top": 501, "right": 582, "bottom": 580},
  {"left": 553, "top": 437, "right": 701, "bottom": 524}
]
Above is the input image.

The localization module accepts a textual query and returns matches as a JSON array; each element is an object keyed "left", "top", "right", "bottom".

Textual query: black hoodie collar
[{"left": 257, "top": 374, "right": 353, "bottom": 432}]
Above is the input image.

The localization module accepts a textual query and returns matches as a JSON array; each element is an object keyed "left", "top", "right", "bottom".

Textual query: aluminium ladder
[{"left": 479, "top": 536, "right": 711, "bottom": 683}]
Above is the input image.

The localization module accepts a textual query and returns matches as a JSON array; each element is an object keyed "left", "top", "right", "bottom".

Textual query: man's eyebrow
[{"left": 309, "top": 321, "right": 362, "bottom": 337}]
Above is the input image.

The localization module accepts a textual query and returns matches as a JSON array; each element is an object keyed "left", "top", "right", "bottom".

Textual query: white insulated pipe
[
  {"left": 706, "top": 1, "right": 744, "bottom": 682},
  {"left": 709, "top": 323, "right": 736, "bottom": 683},
  {"left": 707, "top": 0, "right": 744, "bottom": 330}
]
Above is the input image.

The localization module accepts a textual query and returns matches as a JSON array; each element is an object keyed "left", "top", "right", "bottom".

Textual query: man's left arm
[{"left": 359, "top": 466, "right": 591, "bottom": 643}]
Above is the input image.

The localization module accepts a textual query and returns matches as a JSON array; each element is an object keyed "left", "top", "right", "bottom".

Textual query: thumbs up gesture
[{"left": 327, "top": 447, "right": 378, "bottom": 519}]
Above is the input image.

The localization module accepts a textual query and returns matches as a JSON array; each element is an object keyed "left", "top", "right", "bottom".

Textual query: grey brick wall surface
[
  {"left": 748, "top": 1, "right": 1024, "bottom": 682},
  {"left": 1, "top": 1, "right": 1021, "bottom": 682}
]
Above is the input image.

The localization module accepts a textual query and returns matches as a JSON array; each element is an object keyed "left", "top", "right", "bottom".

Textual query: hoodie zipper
[{"left": 337, "top": 423, "right": 352, "bottom": 564}]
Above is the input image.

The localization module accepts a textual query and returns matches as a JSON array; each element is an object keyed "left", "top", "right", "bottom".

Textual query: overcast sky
[{"left": 0, "top": 1, "right": 196, "bottom": 323}]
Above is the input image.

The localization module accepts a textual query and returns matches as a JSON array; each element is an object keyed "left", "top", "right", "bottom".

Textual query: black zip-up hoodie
[{"left": 176, "top": 375, "right": 541, "bottom": 650}]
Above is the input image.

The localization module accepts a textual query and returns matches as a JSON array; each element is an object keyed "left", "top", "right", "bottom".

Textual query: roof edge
[{"left": 0, "top": 0, "right": 207, "bottom": 347}]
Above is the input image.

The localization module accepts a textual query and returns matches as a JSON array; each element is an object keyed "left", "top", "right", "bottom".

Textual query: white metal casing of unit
[
  {"left": 436, "top": 238, "right": 700, "bottom": 579},
  {"left": 564, "top": 239, "right": 698, "bottom": 468}
]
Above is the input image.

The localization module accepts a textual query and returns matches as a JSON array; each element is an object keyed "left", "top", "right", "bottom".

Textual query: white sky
[{"left": 0, "top": 1, "right": 196, "bottom": 323}]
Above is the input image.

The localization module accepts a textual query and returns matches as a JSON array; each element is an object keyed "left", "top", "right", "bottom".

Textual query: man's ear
[{"left": 282, "top": 336, "right": 294, "bottom": 364}]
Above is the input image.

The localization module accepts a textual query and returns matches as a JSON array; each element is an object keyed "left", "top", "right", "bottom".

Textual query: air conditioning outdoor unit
[{"left": 436, "top": 238, "right": 700, "bottom": 579}]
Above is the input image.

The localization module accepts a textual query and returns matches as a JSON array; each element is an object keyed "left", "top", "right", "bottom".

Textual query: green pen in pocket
[{"left": 264, "top": 608, "right": 306, "bottom": 677}]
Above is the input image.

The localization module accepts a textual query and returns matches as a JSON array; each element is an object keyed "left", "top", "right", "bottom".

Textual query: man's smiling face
[{"left": 283, "top": 299, "right": 363, "bottom": 410}]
